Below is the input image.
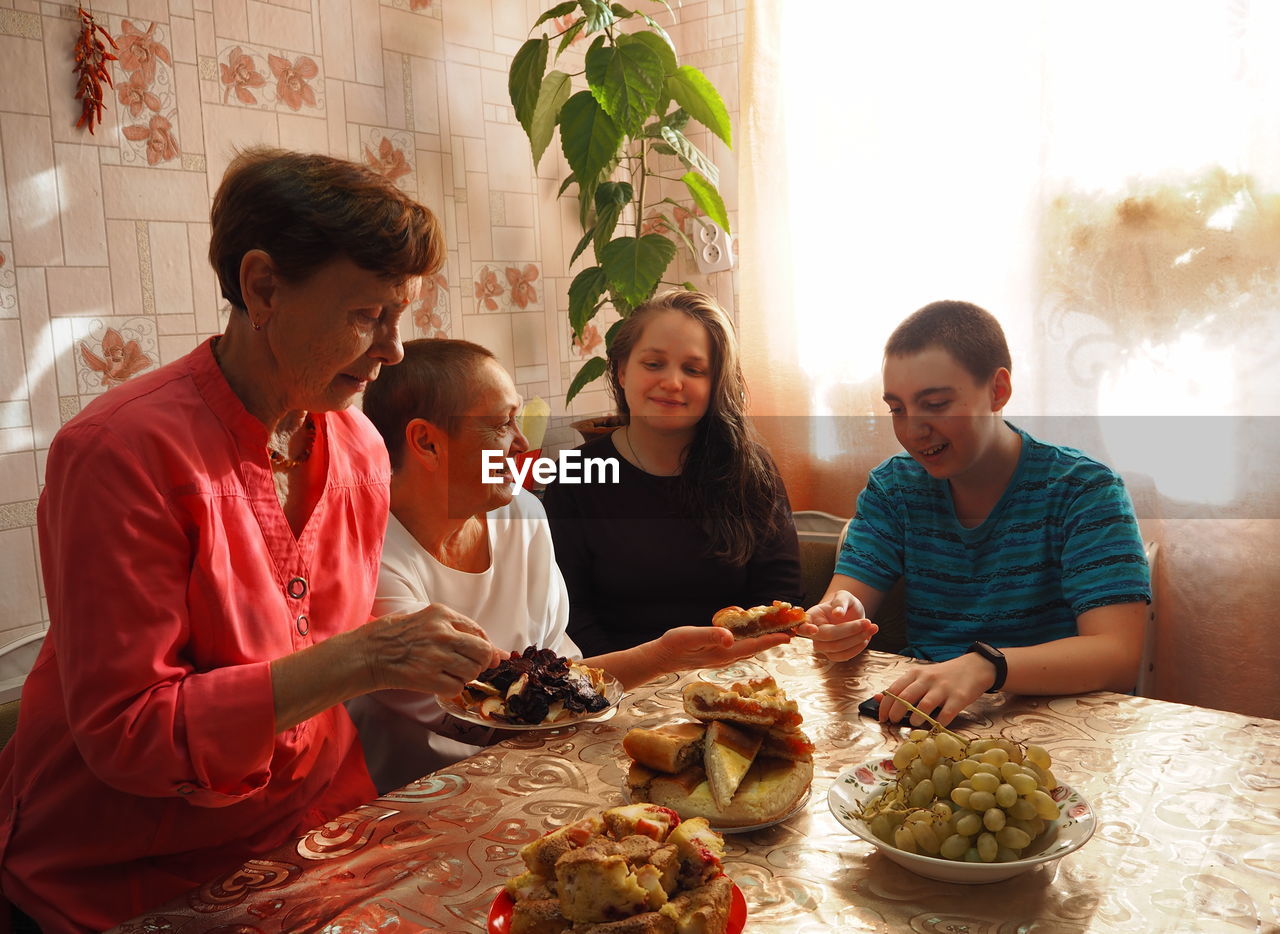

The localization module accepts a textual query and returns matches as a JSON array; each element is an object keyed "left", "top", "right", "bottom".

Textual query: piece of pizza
[{"left": 710, "top": 601, "right": 807, "bottom": 639}]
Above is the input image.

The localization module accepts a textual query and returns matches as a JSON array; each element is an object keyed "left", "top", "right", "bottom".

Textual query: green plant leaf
[
  {"left": 604, "top": 317, "right": 625, "bottom": 349},
  {"left": 569, "top": 265, "right": 609, "bottom": 335},
  {"left": 660, "top": 126, "right": 719, "bottom": 187},
  {"left": 570, "top": 225, "right": 596, "bottom": 266},
  {"left": 534, "top": 1, "right": 579, "bottom": 28},
  {"left": 509, "top": 37, "right": 549, "bottom": 137},
  {"left": 558, "top": 172, "right": 578, "bottom": 197},
  {"left": 609, "top": 289, "right": 634, "bottom": 316},
  {"left": 593, "top": 180, "right": 633, "bottom": 250},
  {"left": 585, "top": 37, "right": 664, "bottom": 137},
  {"left": 566, "top": 355, "right": 608, "bottom": 404},
  {"left": 578, "top": 0, "right": 616, "bottom": 32},
  {"left": 610, "top": 3, "right": 635, "bottom": 17},
  {"left": 555, "top": 18, "right": 586, "bottom": 57},
  {"left": 643, "top": 106, "right": 688, "bottom": 138},
  {"left": 666, "top": 65, "right": 731, "bottom": 146},
  {"left": 594, "top": 180, "right": 634, "bottom": 209},
  {"left": 560, "top": 91, "right": 623, "bottom": 195},
  {"left": 638, "top": 11, "right": 673, "bottom": 46},
  {"left": 593, "top": 204, "right": 623, "bottom": 255},
  {"left": 681, "top": 171, "right": 729, "bottom": 232},
  {"left": 529, "top": 69, "right": 571, "bottom": 166},
  {"left": 600, "top": 235, "right": 677, "bottom": 307},
  {"left": 621, "top": 31, "right": 676, "bottom": 76},
  {"left": 651, "top": 142, "right": 677, "bottom": 156}
]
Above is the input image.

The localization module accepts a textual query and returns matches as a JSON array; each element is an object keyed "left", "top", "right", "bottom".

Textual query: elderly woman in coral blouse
[{"left": 0, "top": 149, "right": 500, "bottom": 933}]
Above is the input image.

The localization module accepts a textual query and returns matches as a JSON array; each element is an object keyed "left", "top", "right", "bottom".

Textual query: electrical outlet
[{"left": 685, "top": 217, "right": 734, "bottom": 273}]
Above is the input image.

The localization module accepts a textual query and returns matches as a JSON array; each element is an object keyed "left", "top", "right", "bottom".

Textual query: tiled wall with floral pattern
[{"left": 0, "top": 0, "right": 744, "bottom": 655}]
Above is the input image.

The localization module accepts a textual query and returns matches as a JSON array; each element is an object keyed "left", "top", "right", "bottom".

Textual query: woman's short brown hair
[
  {"left": 208, "top": 147, "right": 445, "bottom": 311},
  {"left": 363, "top": 338, "right": 496, "bottom": 470}
]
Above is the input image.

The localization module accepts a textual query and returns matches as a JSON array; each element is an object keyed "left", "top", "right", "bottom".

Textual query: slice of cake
[
  {"left": 659, "top": 875, "right": 733, "bottom": 934},
  {"left": 703, "top": 721, "right": 762, "bottom": 809}
]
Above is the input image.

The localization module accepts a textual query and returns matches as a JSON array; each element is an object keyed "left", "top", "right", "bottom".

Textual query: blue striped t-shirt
[{"left": 836, "top": 425, "right": 1150, "bottom": 661}]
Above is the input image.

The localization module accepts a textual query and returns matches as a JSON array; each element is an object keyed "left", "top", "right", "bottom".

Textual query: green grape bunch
[{"left": 857, "top": 694, "right": 1061, "bottom": 864}]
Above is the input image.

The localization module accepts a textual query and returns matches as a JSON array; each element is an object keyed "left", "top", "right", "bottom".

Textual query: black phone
[{"left": 858, "top": 695, "right": 940, "bottom": 726}]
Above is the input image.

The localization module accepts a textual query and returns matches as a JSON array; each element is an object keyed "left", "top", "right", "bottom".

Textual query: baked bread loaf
[
  {"left": 711, "top": 601, "right": 806, "bottom": 639},
  {"left": 703, "top": 721, "right": 761, "bottom": 809},
  {"left": 682, "top": 677, "right": 802, "bottom": 729},
  {"left": 630, "top": 756, "right": 813, "bottom": 829},
  {"left": 623, "top": 722, "right": 706, "bottom": 774}
]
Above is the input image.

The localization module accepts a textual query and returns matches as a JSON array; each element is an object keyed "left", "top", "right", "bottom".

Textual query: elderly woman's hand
[
  {"left": 361, "top": 604, "right": 502, "bottom": 696},
  {"left": 794, "top": 590, "right": 878, "bottom": 661},
  {"left": 654, "top": 625, "right": 791, "bottom": 673}
]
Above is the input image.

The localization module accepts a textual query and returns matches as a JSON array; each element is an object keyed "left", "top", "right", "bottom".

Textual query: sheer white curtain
[{"left": 739, "top": 0, "right": 1280, "bottom": 716}]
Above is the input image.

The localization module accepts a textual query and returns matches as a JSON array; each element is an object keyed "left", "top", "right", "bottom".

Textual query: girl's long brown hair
[{"left": 606, "top": 290, "right": 785, "bottom": 565}]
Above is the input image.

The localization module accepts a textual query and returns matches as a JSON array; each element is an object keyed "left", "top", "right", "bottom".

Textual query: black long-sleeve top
[{"left": 541, "top": 433, "right": 803, "bottom": 656}]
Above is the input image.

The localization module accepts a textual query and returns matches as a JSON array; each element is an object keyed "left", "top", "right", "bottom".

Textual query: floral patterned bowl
[{"left": 827, "top": 757, "right": 1096, "bottom": 884}]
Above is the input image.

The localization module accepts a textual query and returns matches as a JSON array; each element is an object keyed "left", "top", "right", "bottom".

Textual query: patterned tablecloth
[{"left": 111, "top": 646, "right": 1280, "bottom": 934}]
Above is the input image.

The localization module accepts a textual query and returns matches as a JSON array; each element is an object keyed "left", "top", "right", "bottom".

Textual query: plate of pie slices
[
  {"left": 438, "top": 673, "right": 624, "bottom": 730},
  {"left": 486, "top": 880, "right": 748, "bottom": 934}
]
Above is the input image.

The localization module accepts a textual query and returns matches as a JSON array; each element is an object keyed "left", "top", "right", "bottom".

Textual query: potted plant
[{"left": 508, "top": 0, "right": 733, "bottom": 413}]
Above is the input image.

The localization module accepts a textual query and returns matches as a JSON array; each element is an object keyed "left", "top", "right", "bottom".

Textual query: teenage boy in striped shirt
[{"left": 796, "top": 300, "right": 1151, "bottom": 726}]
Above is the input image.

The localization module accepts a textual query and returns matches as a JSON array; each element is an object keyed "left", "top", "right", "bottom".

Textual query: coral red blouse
[{"left": 0, "top": 340, "right": 385, "bottom": 932}]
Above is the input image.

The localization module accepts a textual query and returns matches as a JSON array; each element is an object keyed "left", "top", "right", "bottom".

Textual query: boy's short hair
[
  {"left": 884, "top": 300, "right": 1012, "bottom": 383},
  {"left": 363, "top": 338, "right": 496, "bottom": 469},
  {"left": 209, "top": 147, "right": 445, "bottom": 311}
]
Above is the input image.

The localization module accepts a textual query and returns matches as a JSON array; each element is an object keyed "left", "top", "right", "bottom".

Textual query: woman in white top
[{"left": 347, "top": 339, "right": 790, "bottom": 792}]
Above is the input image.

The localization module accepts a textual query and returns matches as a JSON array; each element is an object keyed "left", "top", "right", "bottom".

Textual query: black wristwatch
[{"left": 967, "top": 641, "right": 1007, "bottom": 693}]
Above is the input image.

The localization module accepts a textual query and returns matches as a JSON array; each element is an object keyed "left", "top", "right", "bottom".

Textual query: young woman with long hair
[{"left": 542, "top": 290, "right": 803, "bottom": 654}]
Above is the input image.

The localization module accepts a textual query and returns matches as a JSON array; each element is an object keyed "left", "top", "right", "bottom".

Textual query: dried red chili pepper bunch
[{"left": 73, "top": 4, "right": 118, "bottom": 134}]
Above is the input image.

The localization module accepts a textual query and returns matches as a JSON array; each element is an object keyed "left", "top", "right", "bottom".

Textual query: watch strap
[{"left": 967, "top": 641, "right": 1007, "bottom": 693}]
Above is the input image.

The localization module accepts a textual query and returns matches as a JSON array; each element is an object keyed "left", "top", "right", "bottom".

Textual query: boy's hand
[
  {"left": 796, "top": 591, "right": 878, "bottom": 661},
  {"left": 655, "top": 625, "right": 792, "bottom": 671},
  {"left": 879, "top": 653, "right": 994, "bottom": 726}
]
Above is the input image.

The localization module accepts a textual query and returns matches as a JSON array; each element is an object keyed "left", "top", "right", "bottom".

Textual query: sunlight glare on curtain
[{"left": 770, "top": 1, "right": 1278, "bottom": 503}]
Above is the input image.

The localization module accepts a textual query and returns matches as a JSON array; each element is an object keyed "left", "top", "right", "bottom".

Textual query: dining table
[{"left": 109, "top": 644, "right": 1280, "bottom": 933}]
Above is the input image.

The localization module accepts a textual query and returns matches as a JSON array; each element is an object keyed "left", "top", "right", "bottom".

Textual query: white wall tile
[
  {"left": 511, "top": 311, "right": 545, "bottom": 368},
  {"left": 101, "top": 164, "right": 211, "bottom": 222},
  {"left": 0, "top": 451, "right": 37, "bottom": 504},
  {"left": 381, "top": 5, "right": 442, "bottom": 59},
  {"left": 441, "top": 0, "right": 492, "bottom": 51},
  {"left": 444, "top": 61, "right": 484, "bottom": 138},
  {"left": 46, "top": 268, "right": 113, "bottom": 319},
  {"left": 277, "top": 113, "right": 329, "bottom": 153},
  {"left": 462, "top": 312, "right": 513, "bottom": 373},
  {"left": 150, "top": 222, "right": 193, "bottom": 318},
  {"left": 0, "top": 34, "right": 49, "bottom": 116},
  {"left": 351, "top": 0, "right": 383, "bottom": 86},
  {"left": 246, "top": 0, "right": 315, "bottom": 53},
  {"left": 344, "top": 82, "right": 387, "bottom": 127},
  {"left": 187, "top": 222, "right": 221, "bottom": 333},
  {"left": 317, "top": 0, "right": 355, "bottom": 81},
  {"left": 1, "top": 114, "right": 61, "bottom": 266},
  {"left": 53, "top": 144, "right": 108, "bottom": 267},
  {"left": 212, "top": 0, "right": 250, "bottom": 41},
  {"left": 410, "top": 56, "right": 440, "bottom": 135},
  {"left": 0, "top": 528, "right": 41, "bottom": 632}
]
